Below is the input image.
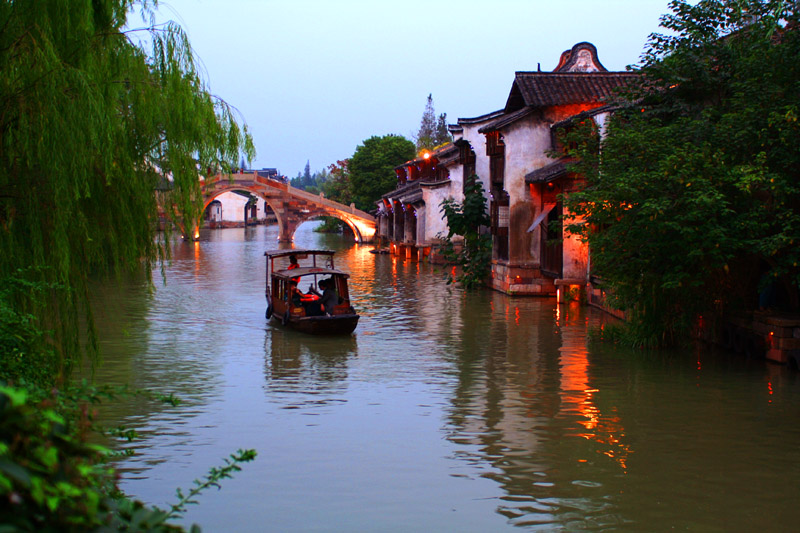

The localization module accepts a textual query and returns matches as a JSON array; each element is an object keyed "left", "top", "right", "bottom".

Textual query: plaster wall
[
  {"left": 422, "top": 187, "right": 450, "bottom": 244},
  {"left": 594, "top": 111, "right": 610, "bottom": 137},
  {"left": 561, "top": 203, "right": 588, "bottom": 280},
  {"left": 416, "top": 205, "right": 426, "bottom": 244},
  {"left": 457, "top": 123, "right": 491, "bottom": 202},
  {"left": 446, "top": 161, "right": 465, "bottom": 204},
  {"left": 501, "top": 120, "right": 552, "bottom": 264},
  {"left": 379, "top": 208, "right": 390, "bottom": 237},
  {"left": 213, "top": 191, "right": 251, "bottom": 223}
]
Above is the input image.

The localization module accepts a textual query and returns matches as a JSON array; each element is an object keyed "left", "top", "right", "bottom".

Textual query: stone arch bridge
[{"left": 201, "top": 171, "right": 376, "bottom": 243}]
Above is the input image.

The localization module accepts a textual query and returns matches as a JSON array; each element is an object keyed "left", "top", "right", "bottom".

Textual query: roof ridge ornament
[{"left": 554, "top": 42, "right": 607, "bottom": 73}]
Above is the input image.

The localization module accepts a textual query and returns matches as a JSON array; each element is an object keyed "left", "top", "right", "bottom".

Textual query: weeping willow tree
[{"left": 0, "top": 0, "right": 255, "bottom": 382}]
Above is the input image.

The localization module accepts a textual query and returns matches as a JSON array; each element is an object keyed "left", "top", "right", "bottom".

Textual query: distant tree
[
  {"left": 291, "top": 160, "right": 312, "bottom": 189},
  {"left": 305, "top": 168, "right": 330, "bottom": 195},
  {"left": 436, "top": 112, "right": 450, "bottom": 146},
  {"left": 291, "top": 162, "right": 331, "bottom": 193},
  {"left": 322, "top": 161, "right": 351, "bottom": 204},
  {"left": 349, "top": 135, "right": 415, "bottom": 211},
  {"left": 415, "top": 94, "right": 451, "bottom": 152},
  {"left": 416, "top": 94, "right": 437, "bottom": 151},
  {"left": 308, "top": 161, "right": 349, "bottom": 233},
  {"left": 562, "top": 0, "right": 800, "bottom": 347}
]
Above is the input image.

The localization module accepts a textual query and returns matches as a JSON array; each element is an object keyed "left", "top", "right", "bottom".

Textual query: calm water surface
[{"left": 88, "top": 222, "right": 800, "bottom": 532}]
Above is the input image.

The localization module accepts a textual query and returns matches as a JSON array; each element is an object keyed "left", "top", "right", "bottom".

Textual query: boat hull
[{"left": 270, "top": 313, "right": 359, "bottom": 335}]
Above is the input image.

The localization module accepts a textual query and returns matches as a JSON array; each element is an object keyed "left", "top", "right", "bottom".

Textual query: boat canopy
[
  {"left": 264, "top": 249, "right": 335, "bottom": 260},
  {"left": 271, "top": 266, "right": 349, "bottom": 281}
]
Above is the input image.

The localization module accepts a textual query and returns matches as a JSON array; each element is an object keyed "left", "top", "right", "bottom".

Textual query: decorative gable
[{"left": 554, "top": 42, "right": 607, "bottom": 72}]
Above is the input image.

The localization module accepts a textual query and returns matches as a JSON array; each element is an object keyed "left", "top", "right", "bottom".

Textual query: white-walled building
[
  {"left": 376, "top": 42, "right": 637, "bottom": 300},
  {"left": 204, "top": 191, "right": 268, "bottom": 228}
]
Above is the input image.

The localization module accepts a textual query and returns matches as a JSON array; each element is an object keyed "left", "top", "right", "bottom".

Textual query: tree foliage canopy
[
  {"left": 0, "top": 0, "right": 254, "bottom": 379},
  {"left": 349, "top": 134, "right": 415, "bottom": 212},
  {"left": 324, "top": 159, "right": 352, "bottom": 206},
  {"left": 562, "top": 0, "right": 800, "bottom": 346},
  {"left": 415, "top": 94, "right": 451, "bottom": 152}
]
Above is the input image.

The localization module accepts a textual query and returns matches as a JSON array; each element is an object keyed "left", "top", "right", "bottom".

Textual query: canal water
[{"left": 87, "top": 222, "right": 800, "bottom": 532}]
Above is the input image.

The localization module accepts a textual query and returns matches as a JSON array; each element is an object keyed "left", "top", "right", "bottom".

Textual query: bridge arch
[
  {"left": 197, "top": 172, "right": 376, "bottom": 243},
  {"left": 285, "top": 211, "right": 367, "bottom": 243},
  {"left": 202, "top": 185, "right": 276, "bottom": 229}
]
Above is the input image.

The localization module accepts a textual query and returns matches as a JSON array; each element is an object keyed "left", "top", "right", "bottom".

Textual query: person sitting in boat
[
  {"left": 290, "top": 280, "right": 323, "bottom": 315},
  {"left": 319, "top": 278, "right": 338, "bottom": 316},
  {"left": 287, "top": 255, "right": 300, "bottom": 283},
  {"left": 289, "top": 280, "right": 303, "bottom": 308}
]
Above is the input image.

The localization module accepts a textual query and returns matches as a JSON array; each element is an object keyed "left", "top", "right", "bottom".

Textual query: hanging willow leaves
[{"left": 0, "top": 0, "right": 255, "bottom": 381}]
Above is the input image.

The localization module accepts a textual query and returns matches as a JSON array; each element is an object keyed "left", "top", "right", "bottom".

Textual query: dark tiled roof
[
  {"left": 478, "top": 107, "right": 539, "bottom": 134},
  {"left": 456, "top": 109, "right": 505, "bottom": 125},
  {"left": 434, "top": 143, "right": 459, "bottom": 164},
  {"left": 400, "top": 188, "right": 424, "bottom": 206},
  {"left": 382, "top": 180, "right": 419, "bottom": 200},
  {"left": 525, "top": 160, "right": 569, "bottom": 184},
  {"left": 505, "top": 72, "right": 639, "bottom": 112}
]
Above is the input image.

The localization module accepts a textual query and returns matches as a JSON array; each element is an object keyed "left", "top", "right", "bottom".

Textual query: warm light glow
[{"left": 423, "top": 152, "right": 431, "bottom": 160}]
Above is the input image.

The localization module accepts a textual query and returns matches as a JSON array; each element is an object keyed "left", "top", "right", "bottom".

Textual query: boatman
[{"left": 287, "top": 254, "right": 300, "bottom": 284}]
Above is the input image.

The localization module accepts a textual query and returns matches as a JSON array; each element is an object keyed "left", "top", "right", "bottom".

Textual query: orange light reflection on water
[
  {"left": 560, "top": 326, "right": 632, "bottom": 472},
  {"left": 193, "top": 240, "right": 201, "bottom": 277}
]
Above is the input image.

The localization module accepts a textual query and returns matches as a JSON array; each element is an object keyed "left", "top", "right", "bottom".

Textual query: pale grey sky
[{"left": 154, "top": 0, "right": 672, "bottom": 178}]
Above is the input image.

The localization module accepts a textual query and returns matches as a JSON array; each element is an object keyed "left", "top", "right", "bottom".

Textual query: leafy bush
[
  {"left": 438, "top": 177, "right": 492, "bottom": 290},
  {"left": 0, "top": 382, "right": 255, "bottom": 532}
]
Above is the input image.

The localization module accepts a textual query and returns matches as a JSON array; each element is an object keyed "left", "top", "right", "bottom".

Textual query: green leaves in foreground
[
  {"left": 562, "top": 0, "right": 800, "bottom": 346},
  {"left": 0, "top": 382, "right": 256, "bottom": 532}
]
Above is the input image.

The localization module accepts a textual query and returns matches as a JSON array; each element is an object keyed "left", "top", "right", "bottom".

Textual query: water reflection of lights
[
  {"left": 193, "top": 239, "right": 201, "bottom": 277},
  {"left": 561, "top": 324, "right": 632, "bottom": 473}
]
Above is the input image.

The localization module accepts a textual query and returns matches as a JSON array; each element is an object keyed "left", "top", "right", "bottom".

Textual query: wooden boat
[{"left": 264, "top": 249, "right": 359, "bottom": 335}]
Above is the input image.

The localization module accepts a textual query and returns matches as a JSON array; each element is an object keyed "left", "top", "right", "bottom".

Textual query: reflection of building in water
[
  {"left": 412, "top": 262, "right": 465, "bottom": 341},
  {"left": 448, "top": 294, "right": 561, "bottom": 476},
  {"left": 446, "top": 298, "right": 631, "bottom": 524}
]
